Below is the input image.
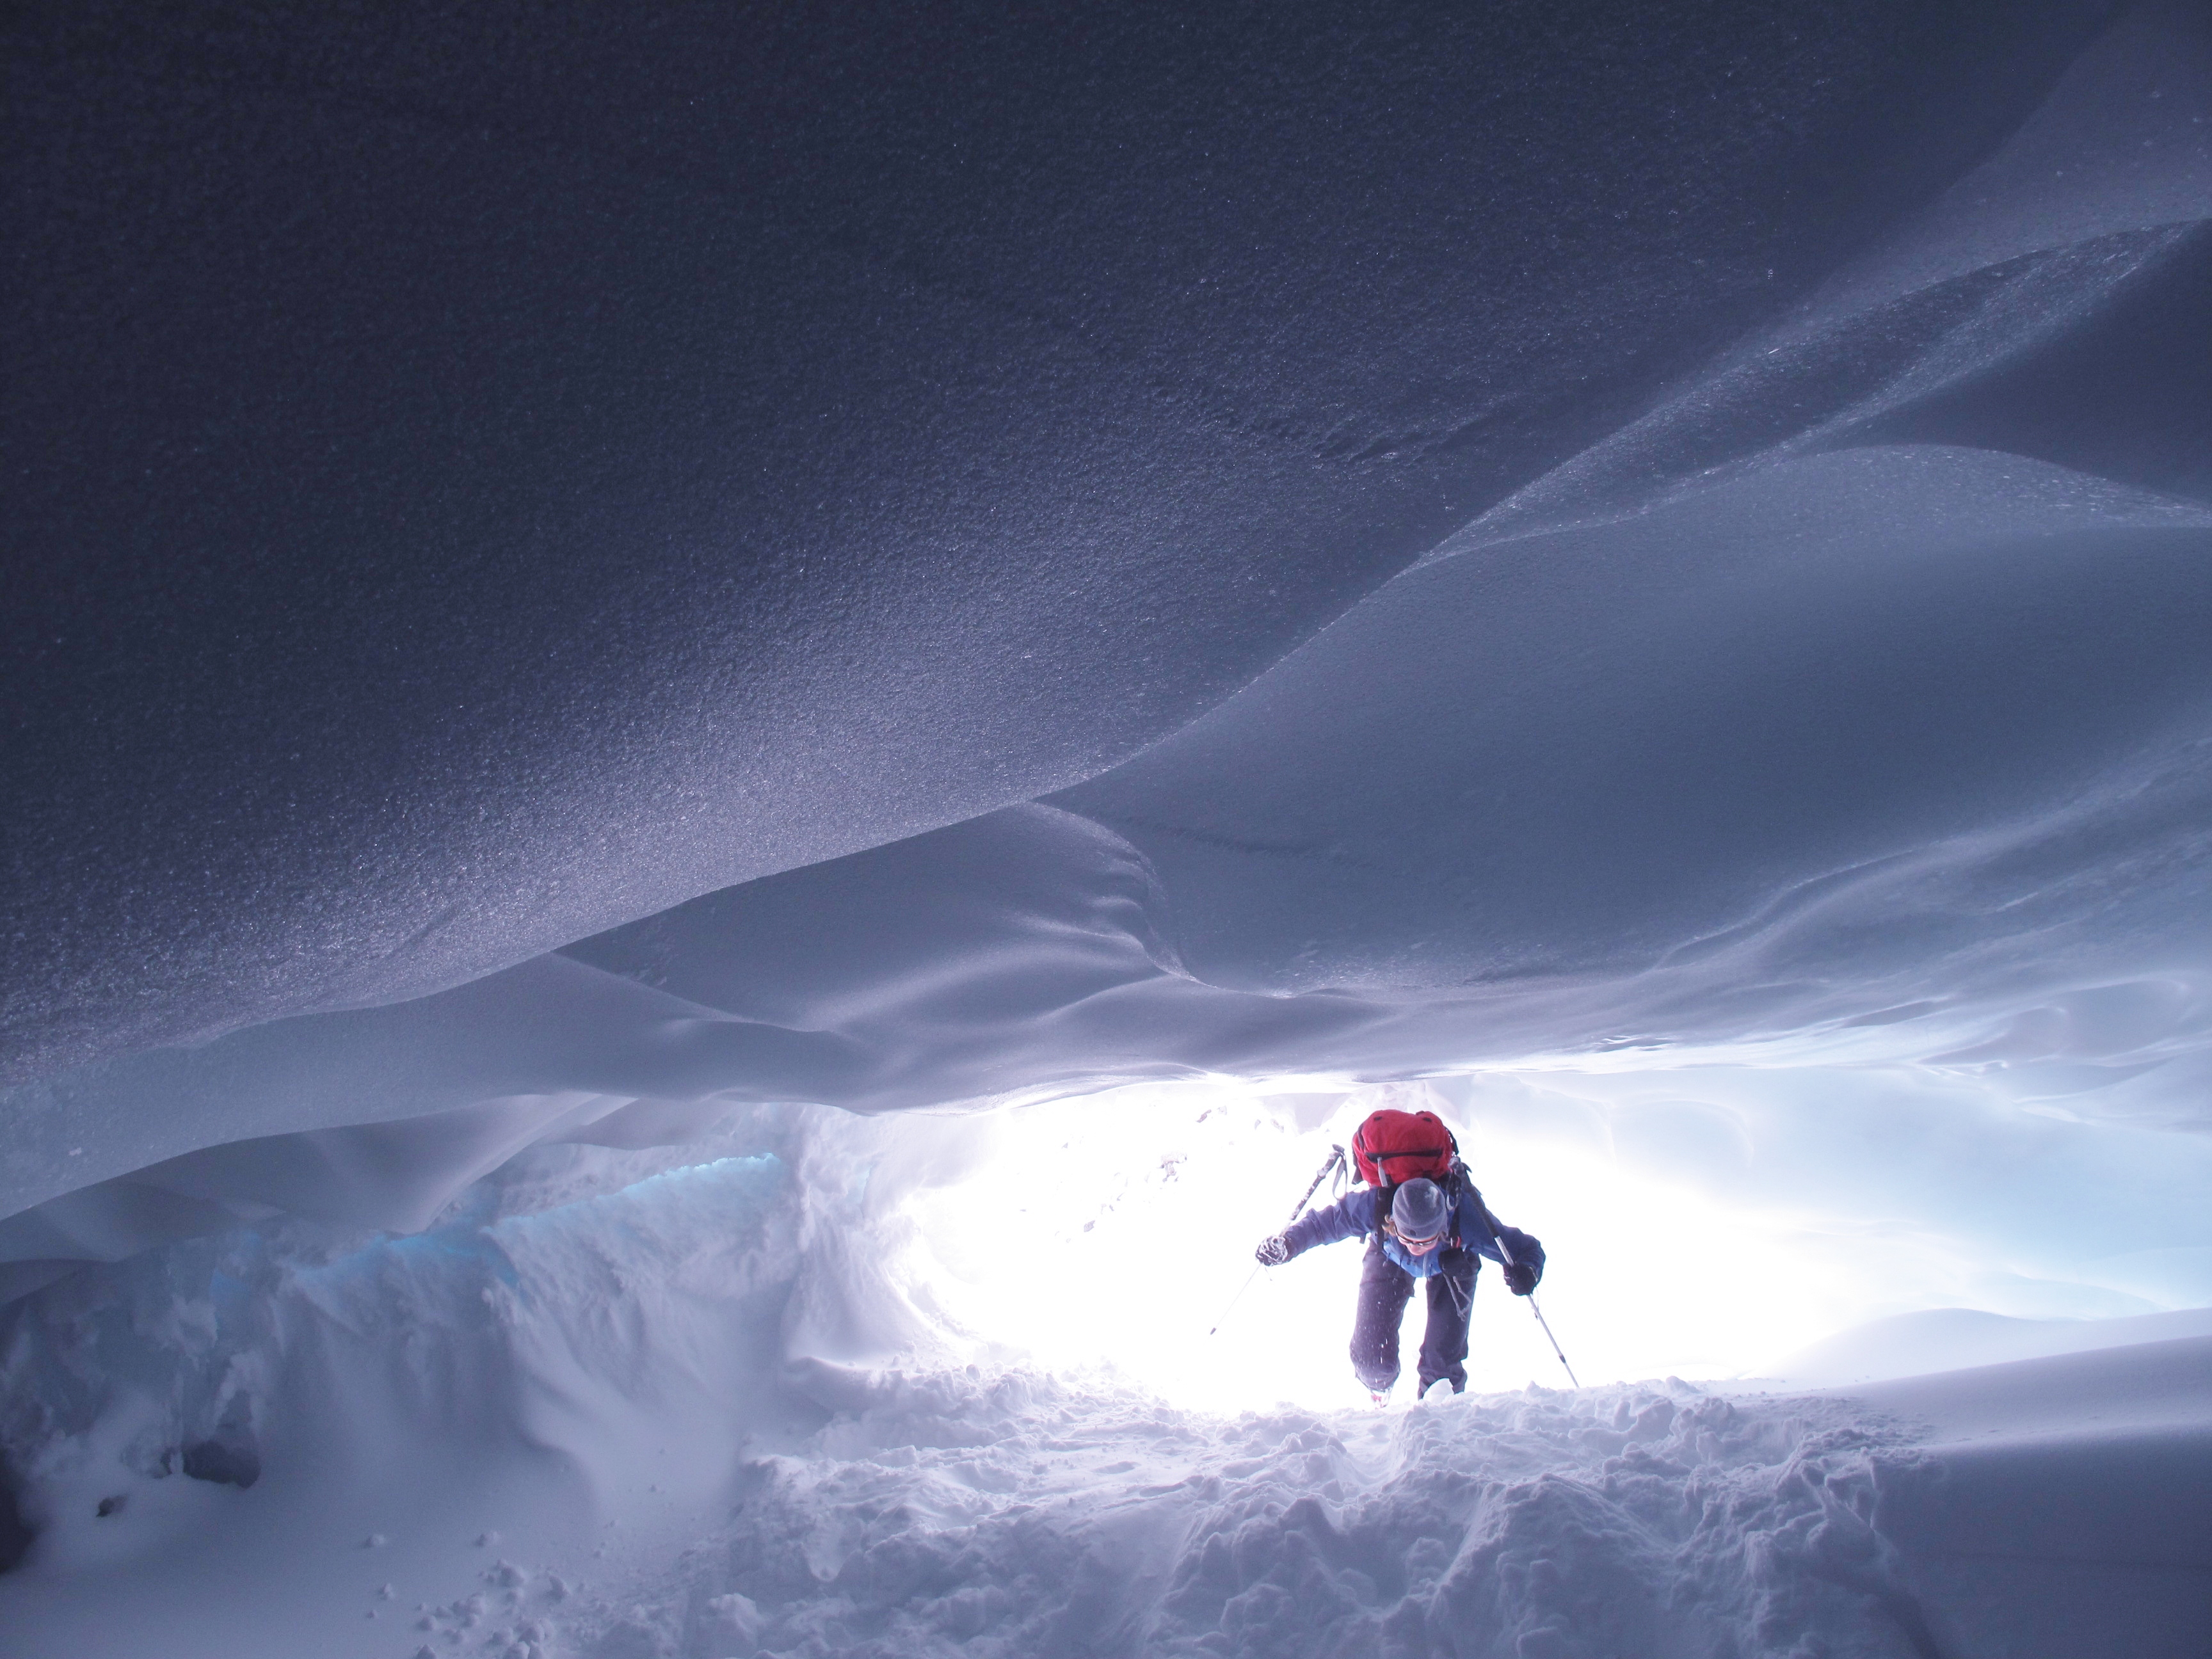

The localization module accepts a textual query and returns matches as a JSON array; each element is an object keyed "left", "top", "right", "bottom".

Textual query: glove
[
  {"left": 1254, "top": 1233, "right": 1292, "bottom": 1267},
  {"left": 1497, "top": 1227, "right": 1544, "bottom": 1295}
]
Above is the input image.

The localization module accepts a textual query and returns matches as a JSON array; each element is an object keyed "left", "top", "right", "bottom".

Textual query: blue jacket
[{"left": 1283, "top": 1177, "right": 1544, "bottom": 1281}]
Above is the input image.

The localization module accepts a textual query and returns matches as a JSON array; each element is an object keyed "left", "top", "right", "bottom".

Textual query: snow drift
[
  {"left": 6, "top": 1, "right": 2212, "bottom": 1654},
  {"left": 2, "top": 1109, "right": 2204, "bottom": 1658},
  {"left": 8, "top": 0, "right": 2212, "bottom": 1260}
]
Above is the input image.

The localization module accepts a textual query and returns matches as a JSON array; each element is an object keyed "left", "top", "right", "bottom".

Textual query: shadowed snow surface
[
  {"left": 8, "top": 0, "right": 2212, "bottom": 1251},
  {"left": 9, "top": 0, "right": 2129, "bottom": 1087},
  {"left": 8, "top": 3, "right": 2212, "bottom": 1654}
]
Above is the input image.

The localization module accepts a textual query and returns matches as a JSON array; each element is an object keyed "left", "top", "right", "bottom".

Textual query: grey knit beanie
[{"left": 1391, "top": 1178, "right": 1448, "bottom": 1238}]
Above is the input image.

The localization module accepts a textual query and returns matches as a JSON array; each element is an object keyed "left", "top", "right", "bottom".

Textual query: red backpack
[{"left": 1350, "top": 1109, "right": 1458, "bottom": 1189}]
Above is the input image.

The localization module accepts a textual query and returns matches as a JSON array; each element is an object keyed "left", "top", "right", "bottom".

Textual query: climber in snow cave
[{"left": 1255, "top": 1176, "right": 1544, "bottom": 1397}]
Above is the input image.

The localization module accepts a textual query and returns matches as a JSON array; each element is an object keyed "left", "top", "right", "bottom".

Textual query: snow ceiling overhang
[{"left": 7, "top": 0, "right": 2212, "bottom": 1267}]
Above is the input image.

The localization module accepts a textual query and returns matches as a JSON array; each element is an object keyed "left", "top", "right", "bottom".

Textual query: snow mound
[
  {"left": 541, "top": 1369, "right": 1934, "bottom": 1659},
  {"left": 1765, "top": 1303, "right": 2212, "bottom": 1386},
  {"left": 3, "top": 1112, "right": 2208, "bottom": 1657},
  {"left": 524, "top": 1342, "right": 2212, "bottom": 1659}
]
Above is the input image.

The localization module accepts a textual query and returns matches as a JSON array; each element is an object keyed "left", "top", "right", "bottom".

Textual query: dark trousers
[{"left": 1351, "top": 1237, "right": 1477, "bottom": 1395}]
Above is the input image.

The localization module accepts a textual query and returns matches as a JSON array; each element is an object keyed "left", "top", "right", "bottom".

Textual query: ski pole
[
  {"left": 1207, "top": 1265, "right": 1263, "bottom": 1338},
  {"left": 1484, "top": 1212, "right": 1580, "bottom": 1388},
  {"left": 1208, "top": 1144, "right": 1345, "bottom": 1337},
  {"left": 1523, "top": 1293, "right": 1580, "bottom": 1390},
  {"left": 1281, "top": 1144, "right": 1347, "bottom": 1228}
]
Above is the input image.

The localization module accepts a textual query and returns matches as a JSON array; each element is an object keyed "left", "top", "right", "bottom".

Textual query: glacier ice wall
[{"left": 3, "top": 0, "right": 2179, "bottom": 1073}]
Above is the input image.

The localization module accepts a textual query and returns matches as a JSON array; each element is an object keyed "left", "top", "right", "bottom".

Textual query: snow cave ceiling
[{"left": 6, "top": 0, "right": 2212, "bottom": 1289}]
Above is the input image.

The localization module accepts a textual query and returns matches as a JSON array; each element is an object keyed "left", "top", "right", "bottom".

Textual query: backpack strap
[{"left": 1445, "top": 1162, "right": 1477, "bottom": 1253}]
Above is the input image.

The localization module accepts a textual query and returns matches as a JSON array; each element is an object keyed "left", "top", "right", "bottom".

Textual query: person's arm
[
  {"left": 1459, "top": 1185, "right": 1545, "bottom": 1292},
  {"left": 1256, "top": 1190, "right": 1377, "bottom": 1263}
]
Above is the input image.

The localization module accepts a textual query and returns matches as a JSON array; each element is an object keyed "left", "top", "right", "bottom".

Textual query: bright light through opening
[{"left": 830, "top": 1077, "right": 2050, "bottom": 1415}]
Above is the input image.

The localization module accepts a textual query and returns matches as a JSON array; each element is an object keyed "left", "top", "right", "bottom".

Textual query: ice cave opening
[
  {"left": 3, "top": 1064, "right": 2208, "bottom": 1658},
  {"left": 773, "top": 1069, "right": 2212, "bottom": 1416},
  {"left": 10, "top": 0, "right": 2212, "bottom": 1655}
]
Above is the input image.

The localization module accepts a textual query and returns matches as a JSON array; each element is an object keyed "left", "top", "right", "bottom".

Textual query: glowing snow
[{"left": 3, "top": 1110, "right": 2205, "bottom": 1658}]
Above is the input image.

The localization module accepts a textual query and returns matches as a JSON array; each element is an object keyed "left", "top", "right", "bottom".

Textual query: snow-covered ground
[
  {"left": 3, "top": 1099, "right": 2206, "bottom": 1658},
  {"left": 10, "top": 1352, "right": 2207, "bottom": 1659},
  {"left": 543, "top": 1338, "right": 2212, "bottom": 1659}
]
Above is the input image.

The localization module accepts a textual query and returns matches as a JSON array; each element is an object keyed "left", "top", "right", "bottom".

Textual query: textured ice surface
[
  {"left": 570, "top": 1343, "right": 2212, "bottom": 1659},
  {"left": 4, "top": 0, "right": 2114, "bottom": 1085},
  {"left": 9, "top": 3, "right": 2212, "bottom": 1653},
  {"left": 2, "top": 0, "right": 2193, "bottom": 1087},
  {"left": 10, "top": 2, "right": 2212, "bottom": 1238}
]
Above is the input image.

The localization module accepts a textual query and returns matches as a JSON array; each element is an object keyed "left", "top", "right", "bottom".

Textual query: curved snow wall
[{"left": 6, "top": 0, "right": 2212, "bottom": 1573}]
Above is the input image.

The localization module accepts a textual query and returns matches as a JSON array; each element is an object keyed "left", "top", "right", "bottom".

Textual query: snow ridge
[{"left": 572, "top": 1372, "right": 1935, "bottom": 1659}]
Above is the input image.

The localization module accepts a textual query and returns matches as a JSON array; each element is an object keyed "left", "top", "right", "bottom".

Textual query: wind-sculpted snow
[
  {"left": 3, "top": 1136, "right": 2204, "bottom": 1658},
  {"left": 3, "top": 0, "right": 2197, "bottom": 1086},
  {"left": 10, "top": 3, "right": 2212, "bottom": 1646},
  {"left": 586, "top": 1376, "right": 1945, "bottom": 1659},
  {"left": 10, "top": 737, "right": 2212, "bottom": 1287},
  {"left": 1058, "top": 445, "right": 2212, "bottom": 991},
  {"left": 6, "top": 0, "right": 2117, "bottom": 1089},
  {"left": 7, "top": 4, "right": 2212, "bottom": 1259}
]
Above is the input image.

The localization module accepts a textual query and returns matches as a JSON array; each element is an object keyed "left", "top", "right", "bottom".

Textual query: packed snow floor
[
  {"left": 535, "top": 1347, "right": 2212, "bottom": 1659},
  {"left": 3, "top": 1124, "right": 2206, "bottom": 1659},
  {"left": 8, "top": 1347, "right": 2206, "bottom": 1659}
]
